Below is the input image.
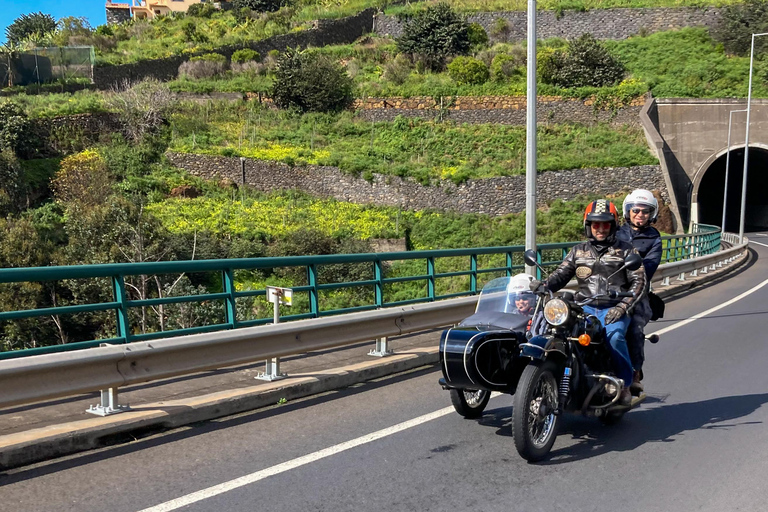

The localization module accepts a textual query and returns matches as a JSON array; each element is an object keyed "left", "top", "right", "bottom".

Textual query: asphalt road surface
[{"left": 3, "top": 235, "right": 768, "bottom": 512}]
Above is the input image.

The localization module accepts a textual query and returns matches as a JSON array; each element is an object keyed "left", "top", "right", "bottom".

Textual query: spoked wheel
[
  {"left": 512, "top": 360, "right": 560, "bottom": 462},
  {"left": 449, "top": 388, "right": 491, "bottom": 418}
]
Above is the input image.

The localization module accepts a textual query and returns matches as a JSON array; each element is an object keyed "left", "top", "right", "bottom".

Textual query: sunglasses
[{"left": 631, "top": 208, "right": 651, "bottom": 215}]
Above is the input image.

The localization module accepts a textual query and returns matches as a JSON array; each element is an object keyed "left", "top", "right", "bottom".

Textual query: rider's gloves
[
  {"left": 529, "top": 279, "right": 548, "bottom": 293},
  {"left": 604, "top": 305, "right": 627, "bottom": 325}
]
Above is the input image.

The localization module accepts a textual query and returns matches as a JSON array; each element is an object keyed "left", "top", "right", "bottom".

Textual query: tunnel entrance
[{"left": 697, "top": 146, "right": 768, "bottom": 232}]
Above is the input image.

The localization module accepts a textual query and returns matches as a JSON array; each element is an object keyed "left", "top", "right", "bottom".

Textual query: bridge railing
[{"left": 0, "top": 225, "right": 722, "bottom": 360}]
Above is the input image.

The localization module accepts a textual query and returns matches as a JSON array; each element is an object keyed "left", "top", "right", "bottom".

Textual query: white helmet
[
  {"left": 506, "top": 274, "right": 536, "bottom": 311},
  {"left": 623, "top": 189, "right": 658, "bottom": 224}
]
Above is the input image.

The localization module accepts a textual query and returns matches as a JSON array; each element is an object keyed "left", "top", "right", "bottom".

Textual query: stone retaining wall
[
  {"left": 93, "top": 9, "right": 376, "bottom": 89},
  {"left": 353, "top": 95, "right": 645, "bottom": 125},
  {"left": 374, "top": 7, "right": 722, "bottom": 40},
  {"left": 166, "top": 152, "right": 668, "bottom": 216}
]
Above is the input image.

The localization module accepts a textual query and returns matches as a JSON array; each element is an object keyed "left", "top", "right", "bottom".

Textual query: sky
[{"left": 1, "top": 0, "right": 108, "bottom": 45}]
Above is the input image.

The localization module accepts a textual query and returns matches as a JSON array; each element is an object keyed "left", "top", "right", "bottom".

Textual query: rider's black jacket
[
  {"left": 545, "top": 239, "right": 646, "bottom": 310},
  {"left": 616, "top": 223, "right": 662, "bottom": 280}
]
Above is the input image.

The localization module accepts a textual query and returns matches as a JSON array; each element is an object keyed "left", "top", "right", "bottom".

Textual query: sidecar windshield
[
  {"left": 458, "top": 276, "right": 536, "bottom": 330},
  {"left": 475, "top": 276, "right": 535, "bottom": 315}
]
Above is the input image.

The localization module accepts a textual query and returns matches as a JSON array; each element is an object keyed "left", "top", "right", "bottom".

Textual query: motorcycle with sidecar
[{"left": 438, "top": 250, "right": 646, "bottom": 462}]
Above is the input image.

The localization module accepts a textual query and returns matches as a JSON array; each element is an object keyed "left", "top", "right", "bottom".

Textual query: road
[{"left": 2, "top": 235, "right": 768, "bottom": 512}]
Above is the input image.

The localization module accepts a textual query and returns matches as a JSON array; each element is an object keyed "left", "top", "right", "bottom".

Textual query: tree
[
  {"left": 397, "top": 3, "right": 470, "bottom": 71},
  {"left": 5, "top": 12, "right": 57, "bottom": 46},
  {"left": 51, "top": 149, "right": 113, "bottom": 206},
  {"left": 713, "top": 0, "right": 768, "bottom": 56},
  {"left": 539, "top": 34, "right": 625, "bottom": 88},
  {"left": 271, "top": 48, "right": 353, "bottom": 113}
]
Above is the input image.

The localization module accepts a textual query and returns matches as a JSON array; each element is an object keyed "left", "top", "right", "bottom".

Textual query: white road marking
[
  {"left": 750, "top": 240, "right": 768, "bottom": 248},
  {"left": 649, "top": 276, "right": 768, "bottom": 336},
  {"left": 137, "top": 407, "right": 457, "bottom": 512},
  {"left": 140, "top": 277, "right": 768, "bottom": 512}
]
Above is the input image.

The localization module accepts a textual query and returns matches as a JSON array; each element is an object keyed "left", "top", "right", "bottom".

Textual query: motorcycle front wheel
[
  {"left": 512, "top": 360, "right": 560, "bottom": 462},
  {"left": 449, "top": 388, "right": 491, "bottom": 418}
]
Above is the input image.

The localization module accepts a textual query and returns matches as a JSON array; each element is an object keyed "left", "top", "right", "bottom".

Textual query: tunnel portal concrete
[{"left": 640, "top": 98, "right": 768, "bottom": 232}]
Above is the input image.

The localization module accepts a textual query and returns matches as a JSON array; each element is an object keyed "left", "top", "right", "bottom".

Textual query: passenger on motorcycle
[
  {"left": 530, "top": 199, "right": 646, "bottom": 405},
  {"left": 617, "top": 189, "right": 662, "bottom": 395}
]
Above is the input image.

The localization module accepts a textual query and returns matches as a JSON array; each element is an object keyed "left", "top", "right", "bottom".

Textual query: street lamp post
[
  {"left": 723, "top": 109, "right": 747, "bottom": 232},
  {"left": 525, "top": 0, "right": 537, "bottom": 274},
  {"left": 739, "top": 32, "right": 768, "bottom": 243}
]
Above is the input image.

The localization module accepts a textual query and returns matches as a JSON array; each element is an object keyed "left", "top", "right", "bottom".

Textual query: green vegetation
[
  {"left": 168, "top": 103, "right": 655, "bottom": 183},
  {"left": 271, "top": 47, "right": 354, "bottom": 112}
]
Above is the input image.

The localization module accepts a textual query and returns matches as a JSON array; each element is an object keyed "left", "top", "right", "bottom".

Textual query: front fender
[{"left": 520, "top": 335, "right": 549, "bottom": 360}]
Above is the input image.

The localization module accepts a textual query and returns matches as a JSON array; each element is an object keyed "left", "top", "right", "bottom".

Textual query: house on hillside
[{"left": 105, "top": 0, "right": 231, "bottom": 24}]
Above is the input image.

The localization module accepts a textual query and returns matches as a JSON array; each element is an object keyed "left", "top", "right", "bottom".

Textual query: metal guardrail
[
  {"left": 0, "top": 224, "right": 721, "bottom": 361},
  {"left": 0, "top": 231, "right": 748, "bottom": 413}
]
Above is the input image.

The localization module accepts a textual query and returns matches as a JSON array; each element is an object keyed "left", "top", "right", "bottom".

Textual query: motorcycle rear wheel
[
  {"left": 512, "top": 360, "right": 560, "bottom": 462},
  {"left": 449, "top": 388, "right": 491, "bottom": 418}
]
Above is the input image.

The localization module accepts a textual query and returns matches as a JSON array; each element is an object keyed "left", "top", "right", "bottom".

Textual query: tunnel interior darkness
[{"left": 698, "top": 147, "right": 768, "bottom": 232}]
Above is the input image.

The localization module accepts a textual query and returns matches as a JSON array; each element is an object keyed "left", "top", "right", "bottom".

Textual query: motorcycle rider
[
  {"left": 531, "top": 199, "right": 646, "bottom": 406},
  {"left": 514, "top": 292, "right": 537, "bottom": 316},
  {"left": 617, "top": 189, "right": 662, "bottom": 395}
]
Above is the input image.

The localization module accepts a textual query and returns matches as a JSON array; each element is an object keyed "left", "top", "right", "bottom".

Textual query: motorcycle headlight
[{"left": 543, "top": 298, "right": 570, "bottom": 326}]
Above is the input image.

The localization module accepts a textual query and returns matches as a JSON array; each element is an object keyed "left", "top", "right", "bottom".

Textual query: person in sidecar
[
  {"left": 530, "top": 199, "right": 646, "bottom": 406},
  {"left": 617, "top": 189, "right": 662, "bottom": 396}
]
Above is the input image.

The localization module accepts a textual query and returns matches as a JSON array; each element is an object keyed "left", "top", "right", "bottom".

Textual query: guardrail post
[
  {"left": 369, "top": 336, "right": 392, "bottom": 357},
  {"left": 87, "top": 342, "right": 130, "bottom": 416},
  {"left": 258, "top": 287, "right": 288, "bottom": 381},
  {"left": 87, "top": 387, "right": 129, "bottom": 416},
  {"left": 470, "top": 254, "right": 477, "bottom": 293}
]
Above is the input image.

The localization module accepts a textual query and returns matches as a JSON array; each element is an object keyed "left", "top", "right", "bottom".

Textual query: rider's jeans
[{"left": 583, "top": 305, "right": 633, "bottom": 387}]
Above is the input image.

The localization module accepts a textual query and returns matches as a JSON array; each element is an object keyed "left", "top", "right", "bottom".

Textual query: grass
[{"left": 168, "top": 104, "right": 656, "bottom": 183}]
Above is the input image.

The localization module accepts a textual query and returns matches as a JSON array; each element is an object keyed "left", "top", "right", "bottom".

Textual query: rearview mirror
[
  {"left": 523, "top": 249, "right": 538, "bottom": 268},
  {"left": 625, "top": 253, "right": 643, "bottom": 272}
]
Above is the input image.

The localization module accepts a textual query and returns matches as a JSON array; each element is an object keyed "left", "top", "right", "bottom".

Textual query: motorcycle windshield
[{"left": 458, "top": 276, "right": 533, "bottom": 331}]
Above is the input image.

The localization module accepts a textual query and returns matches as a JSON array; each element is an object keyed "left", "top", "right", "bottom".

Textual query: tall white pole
[
  {"left": 723, "top": 109, "right": 747, "bottom": 232},
  {"left": 525, "top": 0, "right": 537, "bottom": 274},
  {"left": 739, "top": 33, "right": 768, "bottom": 243}
]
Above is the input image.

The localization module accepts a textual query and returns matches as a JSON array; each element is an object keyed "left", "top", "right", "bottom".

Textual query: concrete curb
[{"left": 0, "top": 246, "right": 749, "bottom": 470}]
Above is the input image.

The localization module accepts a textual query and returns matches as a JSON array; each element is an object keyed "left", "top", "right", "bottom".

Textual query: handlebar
[{"left": 608, "top": 290, "right": 635, "bottom": 299}]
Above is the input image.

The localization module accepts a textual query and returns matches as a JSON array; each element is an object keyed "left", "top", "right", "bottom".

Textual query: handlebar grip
[{"left": 608, "top": 290, "right": 635, "bottom": 299}]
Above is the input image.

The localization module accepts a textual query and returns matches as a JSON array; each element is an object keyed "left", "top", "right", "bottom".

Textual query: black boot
[{"left": 630, "top": 370, "right": 644, "bottom": 396}]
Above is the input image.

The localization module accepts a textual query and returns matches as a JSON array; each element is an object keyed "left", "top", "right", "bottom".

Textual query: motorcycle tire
[
  {"left": 512, "top": 360, "right": 561, "bottom": 462},
  {"left": 449, "top": 388, "right": 491, "bottom": 418}
]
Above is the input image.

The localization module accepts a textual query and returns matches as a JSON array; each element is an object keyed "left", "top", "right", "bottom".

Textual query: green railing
[{"left": 0, "top": 225, "right": 721, "bottom": 360}]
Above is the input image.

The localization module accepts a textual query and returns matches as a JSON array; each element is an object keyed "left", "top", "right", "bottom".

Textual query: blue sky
[{"left": 1, "top": 1, "right": 108, "bottom": 45}]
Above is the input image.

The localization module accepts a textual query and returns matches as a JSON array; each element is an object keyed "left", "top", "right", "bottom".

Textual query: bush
[
  {"left": 232, "top": 48, "right": 261, "bottom": 63},
  {"left": 713, "top": 0, "right": 768, "bottom": 56},
  {"left": 467, "top": 23, "right": 489, "bottom": 48},
  {"left": 178, "top": 59, "right": 228, "bottom": 79},
  {"left": 106, "top": 79, "right": 175, "bottom": 143},
  {"left": 187, "top": 3, "right": 217, "bottom": 18},
  {"left": 447, "top": 56, "right": 489, "bottom": 85},
  {"left": 232, "top": 0, "right": 282, "bottom": 13},
  {"left": 490, "top": 53, "right": 522, "bottom": 81},
  {"left": 0, "top": 102, "right": 36, "bottom": 159},
  {"left": 397, "top": 3, "right": 470, "bottom": 71},
  {"left": 0, "top": 151, "right": 23, "bottom": 216},
  {"left": 5, "top": 12, "right": 56, "bottom": 45},
  {"left": 190, "top": 52, "right": 227, "bottom": 64},
  {"left": 271, "top": 48, "right": 353, "bottom": 113},
  {"left": 539, "top": 34, "right": 625, "bottom": 88},
  {"left": 51, "top": 149, "right": 112, "bottom": 206},
  {"left": 382, "top": 54, "right": 412, "bottom": 85},
  {"left": 490, "top": 17, "right": 511, "bottom": 43}
]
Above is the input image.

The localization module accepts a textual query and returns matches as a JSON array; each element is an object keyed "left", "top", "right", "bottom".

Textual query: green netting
[{"left": 4, "top": 46, "right": 95, "bottom": 86}]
